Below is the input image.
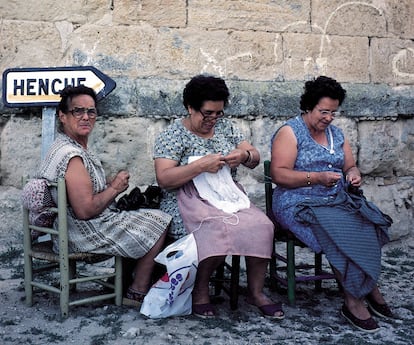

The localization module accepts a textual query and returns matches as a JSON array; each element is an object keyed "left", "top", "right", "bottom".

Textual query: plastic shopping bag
[{"left": 140, "top": 233, "right": 198, "bottom": 318}]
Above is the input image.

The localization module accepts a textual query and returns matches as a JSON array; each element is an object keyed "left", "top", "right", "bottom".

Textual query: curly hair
[
  {"left": 300, "top": 76, "right": 346, "bottom": 112},
  {"left": 183, "top": 74, "right": 230, "bottom": 111},
  {"left": 57, "top": 85, "right": 97, "bottom": 114},
  {"left": 56, "top": 85, "right": 97, "bottom": 132}
]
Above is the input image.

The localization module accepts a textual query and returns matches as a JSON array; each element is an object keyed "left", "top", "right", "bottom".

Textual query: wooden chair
[
  {"left": 264, "top": 160, "right": 336, "bottom": 306},
  {"left": 23, "top": 177, "right": 123, "bottom": 318},
  {"left": 212, "top": 255, "right": 240, "bottom": 310}
]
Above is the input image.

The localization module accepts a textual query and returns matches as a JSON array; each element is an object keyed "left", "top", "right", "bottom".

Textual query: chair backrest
[
  {"left": 264, "top": 160, "right": 275, "bottom": 221},
  {"left": 23, "top": 178, "right": 68, "bottom": 259}
]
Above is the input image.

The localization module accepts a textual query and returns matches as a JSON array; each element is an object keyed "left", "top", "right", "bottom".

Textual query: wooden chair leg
[
  {"left": 114, "top": 256, "right": 123, "bottom": 306},
  {"left": 230, "top": 256, "right": 240, "bottom": 310},
  {"left": 60, "top": 260, "right": 70, "bottom": 318},
  {"left": 23, "top": 227, "right": 34, "bottom": 306},
  {"left": 269, "top": 251, "right": 278, "bottom": 291},
  {"left": 286, "top": 239, "right": 296, "bottom": 306},
  {"left": 69, "top": 260, "right": 77, "bottom": 292},
  {"left": 214, "top": 262, "right": 225, "bottom": 296}
]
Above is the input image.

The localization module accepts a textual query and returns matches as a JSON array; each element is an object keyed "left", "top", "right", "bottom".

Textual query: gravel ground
[{"left": 0, "top": 237, "right": 413, "bottom": 345}]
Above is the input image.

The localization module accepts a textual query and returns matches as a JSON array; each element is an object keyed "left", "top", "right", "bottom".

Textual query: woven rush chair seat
[{"left": 30, "top": 240, "right": 111, "bottom": 264}]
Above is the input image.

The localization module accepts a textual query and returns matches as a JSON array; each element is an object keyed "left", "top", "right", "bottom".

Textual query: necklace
[
  {"left": 298, "top": 115, "right": 335, "bottom": 154},
  {"left": 327, "top": 126, "right": 335, "bottom": 154}
]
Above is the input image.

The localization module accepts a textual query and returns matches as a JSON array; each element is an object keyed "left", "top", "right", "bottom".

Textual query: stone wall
[{"left": 0, "top": 0, "right": 413, "bottom": 249}]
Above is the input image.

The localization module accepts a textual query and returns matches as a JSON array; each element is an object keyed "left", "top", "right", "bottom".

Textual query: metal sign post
[{"left": 41, "top": 107, "right": 57, "bottom": 160}]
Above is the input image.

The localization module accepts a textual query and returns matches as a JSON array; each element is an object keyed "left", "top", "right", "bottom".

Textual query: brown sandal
[{"left": 123, "top": 287, "right": 146, "bottom": 307}]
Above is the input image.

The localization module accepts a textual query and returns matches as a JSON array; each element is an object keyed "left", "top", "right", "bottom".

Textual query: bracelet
[
  {"left": 243, "top": 150, "right": 251, "bottom": 164},
  {"left": 306, "top": 172, "right": 311, "bottom": 185}
]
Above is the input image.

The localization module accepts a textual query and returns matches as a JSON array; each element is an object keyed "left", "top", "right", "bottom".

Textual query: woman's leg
[
  {"left": 367, "top": 285, "right": 386, "bottom": 304},
  {"left": 192, "top": 255, "right": 226, "bottom": 315},
  {"left": 193, "top": 255, "right": 226, "bottom": 304},
  {"left": 343, "top": 291, "right": 372, "bottom": 320},
  {"left": 245, "top": 256, "right": 284, "bottom": 318},
  {"left": 129, "top": 229, "right": 168, "bottom": 294},
  {"left": 332, "top": 267, "right": 371, "bottom": 320}
]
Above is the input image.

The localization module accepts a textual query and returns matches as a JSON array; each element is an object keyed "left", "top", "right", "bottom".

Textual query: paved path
[{"left": 0, "top": 238, "right": 413, "bottom": 345}]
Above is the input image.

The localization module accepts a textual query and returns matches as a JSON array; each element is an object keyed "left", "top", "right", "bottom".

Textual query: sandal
[
  {"left": 341, "top": 304, "right": 380, "bottom": 333},
  {"left": 123, "top": 287, "right": 146, "bottom": 307},
  {"left": 192, "top": 303, "right": 216, "bottom": 319},
  {"left": 256, "top": 303, "right": 285, "bottom": 320},
  {"left": 246, "top": 299, "right": 285, "bottom": 320},
  {"left": 366, "top": 295, "right": 393, "bottom": 318}
]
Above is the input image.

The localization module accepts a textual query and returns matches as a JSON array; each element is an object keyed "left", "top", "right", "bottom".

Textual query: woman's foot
[
  {"left": 366, "top": 294, "right": 393, "bottom": 318},
  {"left": 122, "top": 286, "right": 146, "bottom": 307},
  {"left": 341, "top": 304, "right": 380, "bottom": 333},
  {"left": 192, "top": 286, "right": 215, "bottom": 318},
  {"left": 246, "top": 293, "right": 285, "bottom": 320},
  {"left": 192, "top": 303, "right": 216, "bottom": 318}
]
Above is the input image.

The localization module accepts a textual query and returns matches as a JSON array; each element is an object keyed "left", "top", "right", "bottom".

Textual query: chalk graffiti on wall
[
  {"left": 392, "top": 48, "right": 414, "bottom": 79},
  {"left": 198, "top": 1, "right": 413, "bottom": 81}
]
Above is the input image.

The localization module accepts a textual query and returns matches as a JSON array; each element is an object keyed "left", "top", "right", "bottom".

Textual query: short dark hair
[
  {"left": 57, "top": 85, "right": 97, "bottom": 114},
  {"left": 183, "top": 74, "right": 230, "bottom": 110},
  {"left": 300, "top": 76, "right": 346, "bottom": 112}
]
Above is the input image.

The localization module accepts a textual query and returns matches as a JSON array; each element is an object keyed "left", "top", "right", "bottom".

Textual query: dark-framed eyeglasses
[
  {"left": 198, "top": 109, "right": 224, "bottom": 122},
  {"left": 316, "top": 108, "right": 341, "bottom": 118},
  {"left": 68, "top": 107, "right": 98, "bottom": 119}
]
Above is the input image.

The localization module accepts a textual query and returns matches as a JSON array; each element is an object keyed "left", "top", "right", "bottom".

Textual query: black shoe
[
  {"left": 366, "top": 296, "right": 393, "bottom": 318},
  {"left": 341, "top": 304, "right": 380, "bottom": 333}
]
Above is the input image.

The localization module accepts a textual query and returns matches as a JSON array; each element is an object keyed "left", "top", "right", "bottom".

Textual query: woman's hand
[
  {"left": 346, "top": 171, "right": 362, "bottom": 187},
  {"left": 319, "top": 171, "right": 342, "bottom": 188},
  {"left": 197, "top": 153, "right": 226, "bottom": 173},
  {"left": 109, "top": 170, "right": 130, "bottom": 193},
  {"left": 223, "top": 149, "right": 246, "bottom": 168}
]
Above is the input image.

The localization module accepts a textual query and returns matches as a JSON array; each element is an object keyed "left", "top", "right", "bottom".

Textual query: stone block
[
  {"left": 1, "top": 0, "right": 110, "bottom": 23},
  {"left": 0, "top": 186, "right": 23, "bottom": 253},
  {"left": 89, "top": 117, "right": 170, "bottom": 188},
  {"left": 342, "top": 83, "right": 400, "bottom": 117},
  {"left": 189, "top": 0, "right": 310, "bottom": 32},
  {"left": 312, "top": 0, "right": 387, "bottom": 37},
  {"left": 113, "top": 0, "right": 186, "bottom": 27},
  {"left": 69, "top": 24, "right": 159, "bottom": 78},
  {"left": 0, "top": 21, "right": 62, "bottom": 74},
  {"left": 385, "top": 0, "right": 414, "bottom": 39},
  {"left": 358, "top": 119, "right": 414, "bottom": 177},
  {"left": 370, "top": 38, "right": 414, "bottom": 85},
  {"left": 282, "top": 33, "right": 369, "bottom": 82},
  {"left": 251, "top": 117, "right": 285, "bottom": 164},
  {"left": 1, "top": 117, "right": 42, "bottom": 186},
  {"left": 362, "top": 176, "right": 413, "bottom": 240},
  {"left": 154, "top": 29, "right": 284, "bottom": 81}
]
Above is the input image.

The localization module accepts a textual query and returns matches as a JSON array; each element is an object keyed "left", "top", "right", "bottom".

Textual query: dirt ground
[{"left": 0, "top": 237, "right": 413, "bottom": 345}]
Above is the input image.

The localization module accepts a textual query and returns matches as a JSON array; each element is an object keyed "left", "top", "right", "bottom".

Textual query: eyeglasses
[
  {"left": 198, "top": 109, "right": 224, "bottom": 122},
  {"left": 316, "top": 108, "right": 341, "bottom": 118},
  {"left": 68, "top": 107, "right": 98, "bottom": 119}
]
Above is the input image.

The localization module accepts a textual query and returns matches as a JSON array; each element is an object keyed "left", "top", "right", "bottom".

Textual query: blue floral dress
[{"left": 271, "top": 115, "right": 346, "bottom": 252}]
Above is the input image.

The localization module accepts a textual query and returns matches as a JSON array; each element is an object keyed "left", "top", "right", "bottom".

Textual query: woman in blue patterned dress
[
  {"left": 270, "top": 76, "right": 393, "bottom": 332},
  {"left": 154, "top": 75, "right": 284, "bottom": 319}
]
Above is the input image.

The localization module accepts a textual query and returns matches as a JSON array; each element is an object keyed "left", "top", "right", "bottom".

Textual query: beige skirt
[{"left": 177, "top": 181, "right": 274, "bottom": 262}]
